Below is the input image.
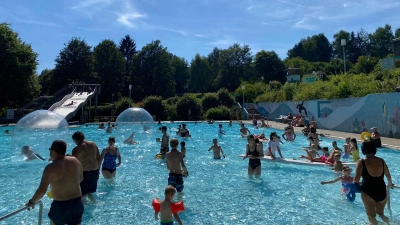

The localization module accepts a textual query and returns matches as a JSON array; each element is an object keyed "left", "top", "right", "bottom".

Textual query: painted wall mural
[{"left": 250, "top": 92, "right": 400, "bottom": 138}]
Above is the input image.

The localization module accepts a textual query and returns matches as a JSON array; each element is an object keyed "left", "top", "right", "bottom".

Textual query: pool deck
[{"left": 248, "top": 120, "right": 400, "bottom": 150}]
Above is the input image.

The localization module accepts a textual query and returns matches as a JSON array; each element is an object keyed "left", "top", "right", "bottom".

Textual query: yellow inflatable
[
  {"left": 361, "top": 132, "right": 371, "bottom": 141},
  {"left": 47, "top": 190, "right": 53, "bottom": 198}
]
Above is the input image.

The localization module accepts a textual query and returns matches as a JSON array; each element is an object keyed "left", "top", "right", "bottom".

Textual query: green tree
[
  {"left": 283, "top": 57, "right": 314, "bottom": 75},
  {"left": 217, "top": 88, "right": 235, "bottom": 107},
  {"left": 38, "top": 69, "right": 54, "bottom": 96},
  {"left": 395, "top": 28, "right": 400, "bottom": 38},
  {"left": 119, "top": 35, "right": 137, "bottom": 95},
  {"left": 350, "top": 56, "right": 379, "bottom": 74},
  {"left": 94, "top": 39, "right": 125, "bottom": 103},
  {"left": 142, "top": 96, "right": 166, "bottom": 120},
  {"left": 53, "top": 38, "right": 95, "bottom": 93},
  {"left": 288, "top": 34, "right": 332, "bottom": 62},
  {"left": 170, "top": 56, "right": 189, "bottom": 95},
  {"left": 332, "top": 30, "right": 350, "bottom": 59},
  {"left": 176, "top": 94, "right": 201, "bottom": 120},
  {"left": 0, "top": 23, "right": 40, "bottom": 108},
  {"left": 207, "top": 47, "right": 221, "bottom": 91},
  {"left": 215, "top": 43, "right": 253, "bottom": 91},
  {"left": 132, "top": 40, "right": 175, "bottom": 100},
  {"left": 254, "top": 50, "right": 286, "bottom": 83},
  {"left": 189, "top": 54, "right": 212, "bottom": 93},
  {"left": 287, "top": 42, "right": 304, "bottom": 59},
  {"left": 369, "top": 24, "right": 394, "bottom": 58},
  {"left": 201, "top": 93, "right": 219, "bottom": 112}
]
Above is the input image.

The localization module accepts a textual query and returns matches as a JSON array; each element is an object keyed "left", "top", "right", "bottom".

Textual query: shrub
[
  {"left": 201, "top": 93, "right": 219, "bottom": 112},
  {"left": 176, "top": 94, "right": 201, "bottom": 120},
  {"left": 395, "top": 60, "right": 400, "bottom": 69},
  {"left": 217, "top": 88, "right": 235, "bottom": 107},
  {"left": 282, "top": 82, "right": 297, "bottom": 101},
  {"left": 115, "top": 97, "right": 134, "bottom": 116},
  {"left": 204, "top": 106, "right": 230, "bottom": 120},
  {"left": 164, "top": 104, "right": 178, "bottom": 121},
  {"left": 234, "top": 82, "right": 266, "bottom": 103},
  {"left": 164, "top": 96, "right": 179, "bottom": 105},
  {"left": 254, "top": 90, "right": 284, "bottom": 103},
  {"left": 142, "top": 96, "right": 166, "bottom": 120}
]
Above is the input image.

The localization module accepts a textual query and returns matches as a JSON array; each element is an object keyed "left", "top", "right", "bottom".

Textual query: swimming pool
[{"left": 1, "top": 122, "right": 399, "bottom": 224}]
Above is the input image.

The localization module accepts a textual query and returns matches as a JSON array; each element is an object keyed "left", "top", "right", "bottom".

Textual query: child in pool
[
  {"left": 20, "top": 146, "right": 44, "bottom": 161},
  {"left": 301, "top": 146, "right": 330, "bottom": 162},
  {"left": 342, "top": 137, "right": 351, "bottom": 159},
  {"left": 300, "top": 137, "right": 319, "bottom": 159},
  {"left": 349, "top": 138, "right": 360, "bottom": 161},
  {"left": 153, "top": 185, "right": 183, "bottom": 225},
  {"left": 321, "top": 166, "right": 354, "bottom": 194},
  {"left": 282, "top": 127, "right": 296, "bottom": 141},
  {"left": 180, "top": 141, "right": 186, "bottom": 158},
  {"left": 208, "top": 139, "right": 225, "bottom": 159},
  {"left": 328, "top": 153, "right": 343, "bottom": 172}
]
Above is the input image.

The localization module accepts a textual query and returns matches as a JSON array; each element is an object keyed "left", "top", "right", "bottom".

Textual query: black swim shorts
[
  {"left": 48, "top": 196, "right": 84, "bottom": 225},
  {"left": 80, "top": 169, "right": 99, "bottom": 196}
]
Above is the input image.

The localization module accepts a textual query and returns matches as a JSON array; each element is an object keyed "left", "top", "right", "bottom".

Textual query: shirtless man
[
  {"left": 240, "top": 123, "right": 251, "bottom": 137},
  {"left": 160, "top": 126, "right": 169, "bottom": 155},
  {"left": 72, "top": 131, "right": 101, "bottom": 201},
  {"left": 370, "top": 127, "right": 382, "bottom": 148},
  {"left": 208, "top": 139, "right": 226, "bottom": 159},
  {"left": 165, "top": 138, "right": 188, "bottom": 193},
  {"left": 179, "top": 124, "right": 191, "bottom": 138},
  {"left": 26, "top": 140, "right": 84, "bottom": 225}
]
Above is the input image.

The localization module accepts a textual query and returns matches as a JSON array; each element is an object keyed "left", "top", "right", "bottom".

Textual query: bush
[
  {"left": 217, "top": 88, "right": 235, "bottom": 107},
  {"left": 164, "top": 104, "right": 178, "bottom": 121},
  {"left": 164, "top": 96, "right": 179, "bottom": 105},
  {"left": 395, "top": 60, "right": 400, "bottom": 69},
  {"left": 254, "top": 90, "right": 285, "bottom": 103},
  {"left": 234, "top": 82, "right": 266, "bottom": 103},
  {"left": 142, "top": 96, "right": 166, "bottom": 120},
  {"left": 201, "top": 93, "right": 219, "bottom": 112},
  {"left": 282, "top": 82, "right": 297, "bottom": 101},
  {"left": 176, "top": 94, "right": 201, "bottom": 120},
  {"left": 204, "top": 106, "right": 230, "bottom": 120},
  {"left": 115, "top": 97, "right": 134, "bottom": 116}
]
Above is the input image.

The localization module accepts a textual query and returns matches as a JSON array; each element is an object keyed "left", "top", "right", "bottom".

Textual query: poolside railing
[{"left": 0, "top": 200, "right": 43, "bottom": 224}]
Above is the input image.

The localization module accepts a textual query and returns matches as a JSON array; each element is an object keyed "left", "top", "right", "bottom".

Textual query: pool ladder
[{"left": 0, "top": 200, "right": 43, "bottom": 224}]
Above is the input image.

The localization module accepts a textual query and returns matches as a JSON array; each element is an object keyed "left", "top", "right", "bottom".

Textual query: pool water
[{"left": 1, "top": 122, "right": 399, "bottom": 225}]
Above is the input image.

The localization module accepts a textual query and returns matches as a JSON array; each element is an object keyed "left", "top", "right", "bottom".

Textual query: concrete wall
[{"left": 248, "top": 92, "right": 400, "bottom": 138}]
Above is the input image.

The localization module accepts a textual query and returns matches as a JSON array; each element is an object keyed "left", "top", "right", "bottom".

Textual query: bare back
[
  {"left": 48, "top": 156, "right": 83, "bottom": 201},
  {"left": 363, "top": 157, "right": 384, "bottom": 177},
  {"left": 166, "top": 149, "right": 185, "bottom": 174},
  {"left": 161, "top": 134, "right": 169, "bottom": 148},
  {"left": 72, "top": 140, "right": 101, "bottom": 171}
]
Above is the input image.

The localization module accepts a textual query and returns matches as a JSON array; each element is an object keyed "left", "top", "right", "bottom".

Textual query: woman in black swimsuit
[
  {"left": 354, "top": 141, "right": 394, "bottom": 225},
  {"left": 242, "top": 134, "right": 264, "bottom": 178}
]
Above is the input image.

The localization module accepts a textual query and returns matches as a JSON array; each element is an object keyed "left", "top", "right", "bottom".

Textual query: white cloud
[
  {"left": 117, "top": 12, "right": 147, "bottom": 28},
  {"left": 72, "top": 0, "right": 113, "bottom": 10},
  {"left": 294, "top": 17, "right": 316, "bottom": 30}
]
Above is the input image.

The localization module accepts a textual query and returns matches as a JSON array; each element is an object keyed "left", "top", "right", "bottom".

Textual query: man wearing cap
[
  {"left": 371, "top": 127, "right": 382, "bottom": 148},
  {"left": 26, "top": 140, "right": 84, "bottom": 225}
]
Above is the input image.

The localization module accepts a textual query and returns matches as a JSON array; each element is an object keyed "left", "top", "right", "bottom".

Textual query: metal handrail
[{"left": 0, "top": 200, "right": 43, "bottom": 225}]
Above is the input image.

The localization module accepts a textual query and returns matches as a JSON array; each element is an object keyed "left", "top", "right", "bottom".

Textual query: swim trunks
[
  {"left": 214, "top": 157, "right": 221, "bottom": 159},
  {"left": 80, "top": 169, "right": 99, "bottom": 196},
  {"left": 160, "top": 220, "right": 173, "bottom": 225},
  {"left": 168, "top": 173, "right": 184, "bottom": 192},
  {"left": 48, "top": 196, "right": 84, "bottom": 225},
  {"left": 160, "top": 147, "right": 169, "bottom": 154}
]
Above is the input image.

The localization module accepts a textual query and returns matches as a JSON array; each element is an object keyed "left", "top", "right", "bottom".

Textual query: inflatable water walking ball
[
  {"left": 115, "top": 108, "right": 154, "bottom": 143},
  {"left": 12, "top": 110, "right": 70, "bottom": 158}
]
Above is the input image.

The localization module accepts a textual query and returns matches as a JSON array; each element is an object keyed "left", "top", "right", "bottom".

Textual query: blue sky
[{"left": 1, "top": 0, "right": 400, "bottom": 73}]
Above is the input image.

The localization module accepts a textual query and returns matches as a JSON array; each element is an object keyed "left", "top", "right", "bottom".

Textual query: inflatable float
[
  {"left": 239, "top": 154, "right": 357, "bottom": 166},
  {"left": 152, "top": 198, "right": 185, "bottom": 214}
]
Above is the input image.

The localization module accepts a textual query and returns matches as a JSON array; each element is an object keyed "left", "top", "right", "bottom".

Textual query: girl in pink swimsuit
[{"left": 321, "top": 166, "right": 354, "bottom": 194}]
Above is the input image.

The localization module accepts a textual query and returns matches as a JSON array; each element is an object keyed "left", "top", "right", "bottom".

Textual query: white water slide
[{"left": 49, "top": 91, "right": 96, "bottom": 120}]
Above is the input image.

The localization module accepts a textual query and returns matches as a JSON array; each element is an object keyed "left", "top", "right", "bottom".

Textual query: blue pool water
[{"left": 0, "top": 122, "right": 399, "bottom": 224}]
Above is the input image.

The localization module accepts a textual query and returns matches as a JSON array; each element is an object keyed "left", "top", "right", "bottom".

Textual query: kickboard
[{"left": 239, "top": 154, "right": 356, "bottom": 166}]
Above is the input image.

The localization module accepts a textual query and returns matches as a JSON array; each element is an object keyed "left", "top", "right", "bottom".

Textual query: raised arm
[{"left": 321, "top": 176, "right": 342, "bottom": 185}]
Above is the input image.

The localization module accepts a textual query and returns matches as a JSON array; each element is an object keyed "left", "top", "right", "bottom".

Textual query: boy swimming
[{"left": 208, "top": 139, "right": 226, "bottom": 159}]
